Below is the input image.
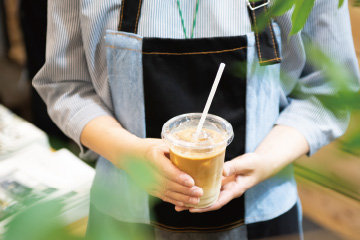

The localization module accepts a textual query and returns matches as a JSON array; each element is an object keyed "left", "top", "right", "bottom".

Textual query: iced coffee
[{"left": 162, "top": 113, "right": 233, "bottom": 208}]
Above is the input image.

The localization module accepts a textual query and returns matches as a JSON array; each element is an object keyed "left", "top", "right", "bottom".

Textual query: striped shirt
[{"left": 33, "top": 0, "right": 359, "bottom": 226}]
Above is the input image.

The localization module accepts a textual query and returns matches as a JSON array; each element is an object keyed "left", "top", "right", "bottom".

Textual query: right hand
[{"left": 121, "top": 138, "right": 203, "bottom": 208}]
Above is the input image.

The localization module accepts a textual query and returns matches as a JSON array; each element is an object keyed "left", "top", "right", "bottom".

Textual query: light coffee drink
[
  {"left": 162, "top": 113, "right": 233, "bottom": 208},
  {"left": 170, "top": 128, "right": 225, "bottom": 208}
]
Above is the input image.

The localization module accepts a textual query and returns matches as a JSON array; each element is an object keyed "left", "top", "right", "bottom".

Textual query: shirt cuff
[
  {"left": 275, "top": 99, "right": 349, "bottom": 156},
  {"left": 276, "top": 112, "right": 324, "bottom": 156},
  {"left": 65, "top": 103, "right": 112, "bottom": 160}
]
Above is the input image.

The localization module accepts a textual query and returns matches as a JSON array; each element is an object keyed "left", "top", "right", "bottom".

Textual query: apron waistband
[{"left": 117, "top": 0, "right": 281, "bottom": 66}]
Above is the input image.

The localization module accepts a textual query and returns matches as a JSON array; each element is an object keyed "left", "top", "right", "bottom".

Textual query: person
[
  {"left": 19, "top": 0, "right": 68, "bottom": 140},
  {"left": 33, "top": 0, "right": 359, "bottom": 239}
]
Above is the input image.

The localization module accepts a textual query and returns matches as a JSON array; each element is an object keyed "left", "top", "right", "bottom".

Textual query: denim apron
[{"left": 97, "top": 0, "right": 283, "bottom": 233}]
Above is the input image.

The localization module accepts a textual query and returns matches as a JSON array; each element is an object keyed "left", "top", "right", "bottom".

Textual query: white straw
[{"left": 195, "top": 63, "right": 226, "bottom": 138}]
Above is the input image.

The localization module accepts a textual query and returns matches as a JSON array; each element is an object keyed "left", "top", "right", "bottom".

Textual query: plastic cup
[{"left": 162, "top": 113, "right": 234, "bottom": 208}]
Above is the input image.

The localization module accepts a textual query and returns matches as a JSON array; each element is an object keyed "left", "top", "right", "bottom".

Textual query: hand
[
  {"left": 81, "top": 118, "right": 308, "bottom": 213},
  {"left": 122, "top": 138, "right": 203, "bottom": 208},
  {"left": 175, "top": 153, "right": 270, "bottom": 213},
  {"left": 175, "top": 125, "right": 309, "bottom": 213}
]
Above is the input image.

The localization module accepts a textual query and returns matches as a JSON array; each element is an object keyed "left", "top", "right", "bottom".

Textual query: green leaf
[
  {"left": 123, "top": 155, "right": 157, "bottom": 191},
  {"left": 339, "top": 128, "right": 360, "bottom": 155},
  {"left": 290, "top": 0, "right": 315, "bottom": 35},
  {"left": 294, "top": 164, "right": 360, "bottom": 201},
  {"left": 305, "top": 44, "right": 360, "bottom": 111},
  {"left": 270, "top": 0, "right": 296, "bottom": 16},
  {"left": 230, "top": 61, "right": 247, "bottom": 78},
  {"left": 255, "top": 0, "right": 295, "bottom": 32},
  {"left": 3, "top": 199, "right": 74, "bottom": 240},
  {"left": 338, "top": 0, "right": 345, "bottom": 8}
]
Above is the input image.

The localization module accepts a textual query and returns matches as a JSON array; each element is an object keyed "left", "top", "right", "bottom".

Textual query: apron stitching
[
  {"left": 105, "top": 45, "right": 247, "bottom": 55},
  {"left": 264, "top": 1, "right": 280, "bottom": 60},
  {"left": 151, "top": 220, "right": 245, "bottom": 233},
  {"left": 251, "top": 2, "right": 262, "bottom": 62},
  {"left": 134, "top": 0, "right": 142, "bottom": 33},
  {"left": 259, "top": 57, "right": 281, "bottom": 64},
  {"left": 151, "top": 219, "right": 244, "bottom": 230},
  {"left": 108, "top": 32, "right": 142, "bottom": 41},
  {"left": 143, "top": 47, "right": 247, "bottom": 55},
  {"left": 106, "top": 46, "right": 142, "bottom": 52},
  {"left": 118, "top": 0, "right": 126, "bottom": 31},
  {"left": 114, "top": 1, "right": 248, "bottom": 231}
]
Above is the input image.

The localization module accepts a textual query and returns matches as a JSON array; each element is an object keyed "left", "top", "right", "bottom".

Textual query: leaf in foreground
[
  {"left": 4, "top": 199, "right": 79, "bottom": 240},
  {"left": 338, "top": 0, "right": 345, "bottom": 8},
  {"left": 290, "top": 0, "right": 315, "bottom": 35}
]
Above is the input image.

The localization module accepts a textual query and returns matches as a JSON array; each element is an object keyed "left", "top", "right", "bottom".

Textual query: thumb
[{"left": 223, "top": 154, "right": 253, "bottom": 177}]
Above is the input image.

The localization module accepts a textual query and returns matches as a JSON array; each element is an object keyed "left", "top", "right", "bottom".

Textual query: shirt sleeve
[
  {"left": 32, "top": 0, "right": 113, "bottom": 157},
  {"left": 275, "top": 0, "right": 360, "bottom": 155}
]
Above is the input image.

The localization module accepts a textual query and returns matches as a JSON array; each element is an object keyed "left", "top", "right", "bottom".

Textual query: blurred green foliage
[
  {"left": 290, "top": 0, "right": 316, "bottom": 35},
  {"left": 294, "top": 164, "right": 360, "bottom": 202},
  {"left": 122, "top": 155, "right": 158, "bottom": 192},
  {"left": 1, "top": 1, "right": 360, "bottom": 240},
  {"left": 339, "top": 0, "right": 345, "bottom": 8},
  {"left": 230, "top": 61, "right": 248, "bottom": 78},
  {"left": 2, "top": 155, "right": 157, "bottom": 240},
  {"left": 256, "top": 0, "right": 358, "bottom": 36},
  {"left": 3, "top": 198, "right": 151, "bottom": 240},
  {"left": 3, "top": 199, "right": 80, "bottom": 240},
  {"left": 305, "top": 44, "right": 360, "bottom": 154}
]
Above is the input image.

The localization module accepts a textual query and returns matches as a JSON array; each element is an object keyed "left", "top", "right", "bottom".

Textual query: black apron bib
[{"left": 118, "top": 0, "right": 280, "bottom": 233}]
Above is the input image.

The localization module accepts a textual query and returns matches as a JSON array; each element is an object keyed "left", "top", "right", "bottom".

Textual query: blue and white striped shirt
[{"left": 33, "top": 0, "right": 359, "bottom": 225}]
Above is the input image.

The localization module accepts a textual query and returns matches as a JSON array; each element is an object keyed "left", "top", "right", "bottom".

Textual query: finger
[
  {"left": 189, "top": 189, "right": 234, "bottom": 213},
  {"left": 156, "top": 173, "right": 203, "bottom": 197},
  {"left": 159, "top": 186, "right": 200, "bottom": 206},
  {"left": 151, "top": 190, "right": 186, "bottom": 207},
  {"left": 221, "top": 175, "right": 236, "bottom": 188},
  {"left": 223, "top": 154, "right": 253, "bottom": 177},
  {"left": 175, "top": 206, "right": 190, "bottom": 212},
  {"left": 221, "top": 176, "right": 248, "bottom": 196},
  {"left": 152, "top": 153, "right": 195, "bottom": 188},
  {"left": 235, "top": 174, "right": 257, "bottom": 190}
]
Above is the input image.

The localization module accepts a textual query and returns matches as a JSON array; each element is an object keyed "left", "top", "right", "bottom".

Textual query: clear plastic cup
[{"left": 162, "top": 113, "right": 234, "bottom": 208}]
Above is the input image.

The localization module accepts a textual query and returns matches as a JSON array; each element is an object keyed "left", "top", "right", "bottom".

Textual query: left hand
[
  {"left": 175, "top": 152, "right": 272, "bottom": 213},
  {"left": 175, "top": 125, "right": 309, "bottom": 213}
]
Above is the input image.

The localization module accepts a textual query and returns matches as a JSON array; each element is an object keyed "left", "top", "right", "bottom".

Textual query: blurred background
[
  {"left": 0, "top": 0, "right": 77, "bottom": 151},
  {"left": 0, "top": 0, "right": 359, "bottom": 239}
]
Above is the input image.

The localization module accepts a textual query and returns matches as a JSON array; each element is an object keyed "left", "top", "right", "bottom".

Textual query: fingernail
[
  {"left": 185, "top": 180, "right": 194, "bottom": 187},
  {"left": 177, "top": 202, "right": 184, "bottom": 207},
  {"left": 175, "top": 207, "right": 183, "bottom": 212},
  {"left": 190, "top": 197, "right": 199, "bottom": 204},
  {"left": 192, "top": 188, "right": 203, "bottom": 196}
]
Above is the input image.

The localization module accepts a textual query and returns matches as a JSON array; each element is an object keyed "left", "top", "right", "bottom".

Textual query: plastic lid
[{"left": 161, "top": 113, "right": 234, "bottom": 151}]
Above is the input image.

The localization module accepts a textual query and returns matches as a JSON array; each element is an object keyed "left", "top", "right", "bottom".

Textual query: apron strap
[
  {"left": 117, "top": 0, "right": 281, "bottom": 66},
  {"left": 118, "top": 0, "right": 143, "bottom": 33},
  {"left": 247, "top": 0, "right": 281, "bottom": 66}
]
